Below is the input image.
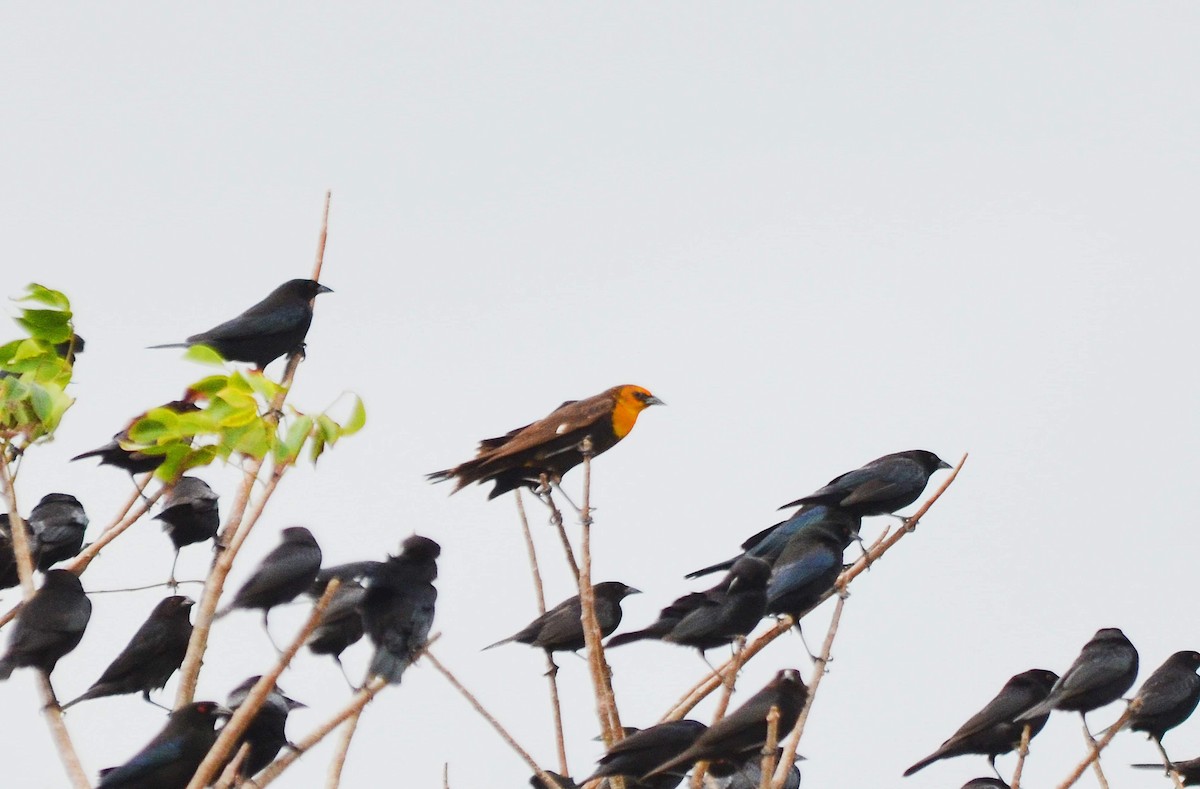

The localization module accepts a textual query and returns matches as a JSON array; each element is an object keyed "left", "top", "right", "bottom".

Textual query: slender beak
[
  {"left": 937, "top": 459, "right": 952, "bottom": 470},
  {"left": 317, "top": 284, "right": 334, "bottom": 294},
  {"left": 645, "top": 396, "right": 665, "bottom": 407},
  {"left": 625, "top": 587, "right": 642, "bottom": 596},
  {"left": 285, "top": 696, "right": 308, "bottom": 711}
]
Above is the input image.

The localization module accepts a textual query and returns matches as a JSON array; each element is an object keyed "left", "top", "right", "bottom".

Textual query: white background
[{"left": 1, "top": 4, "right": 1198, "bottom": 788}]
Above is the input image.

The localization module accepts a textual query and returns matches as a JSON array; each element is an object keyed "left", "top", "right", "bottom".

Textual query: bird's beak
[
  {"left": 214, "top": 704, "right": 234, "bottom": 718},
  {"left": 937, "top": 459, "right": 952, "bottom": 470},
  {"left": 182, "top": 598, "right": 196, "bottom": 608},
  {"left": 626, "top": 587, "right": 642, "bottom": 596},
  {"left": 285, "top": 697, "right": 307, "bottom": 711},
  {"left": 317, "top": 284, "right": 334, "bottom": 294},
  {"left": 644, "top": 396, "right": 665, "bottom": 407}
]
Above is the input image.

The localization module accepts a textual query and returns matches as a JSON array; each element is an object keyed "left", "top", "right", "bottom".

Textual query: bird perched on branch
[
  {"left": 764, "top": 514, "right": 857, "bottom": 621},
  {"left": 307, "top": 580, "right": 367, "bottom": 685},
  {"left": 154, "top": 476, "right": 219, "bottom": 584},
  {"left": 363, "top": 535, "right": 440, "bottom": 684},
  {"left": 71, "top": 397, "right": 201, "bottom": 476},
  {"left": 149, "top": 278, "right": 332, "bottom": 370},
  {"left": 28, "top": 493, "right": 88, "bottom": 570},
  {"left": 484, "top": 581, "right": 640, "bottom": 654},
  {"left": 1016, "top": 627, "right": 1139, "bottom": 730},
  {"left": 585, "top": 719, "right": 708, "bottom": 789},
  {"left": 779, "top": 450, "right": 951, "bottom": 517},
  {"left": 217, "top": 527, "right": 322, "bottom": 646},
  {"left": 0, "top": 569, "right": 92, "bottom": 680},
  {"left": 903, "top": 668, "right": 1059, "bottom": 776},
  {"left": 63, "top": 595, "right": 193, "bottom": 709},
  {"left": 0, "top": 513, "right": 39, "bottom": 589},
  {"left": 1124, "top": 650, "right": 1200, "bottom": 760},
  {"left": 686, "top": 505, "right": 861, "bottom": 580},
  {"left": 643, "top": 668, "right": 808, "bottom": 779},
  {"left": 710, "top": 749, "right": 803, "bottom": 789},
  {"left": 96, "top": 700, "right": 231, "bottom": 789},
  {"left": 428, "top": 384, "right": 663, "bottom": 499},
  {"left": 608, "top": 558, "right": 768, "bottom": 656},
  {"left": 224, "top": 675, "right": 306, "bottom": 777}
]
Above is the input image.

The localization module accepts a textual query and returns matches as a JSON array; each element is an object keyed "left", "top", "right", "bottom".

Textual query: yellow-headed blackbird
[{"left": 428, "top": 384, "right": 663, "bottom": 499}]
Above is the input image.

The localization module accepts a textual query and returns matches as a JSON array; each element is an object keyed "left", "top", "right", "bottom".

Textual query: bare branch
[
  {"left": 1055, "top": 702, "right": 1137, "bottom": 789},
  {"left": 324, "top": 708, "right": 363, "bottom": 789}
]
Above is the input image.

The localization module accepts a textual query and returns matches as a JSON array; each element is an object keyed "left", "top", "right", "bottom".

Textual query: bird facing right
[
  {"left": 484, "top": 581, "right": 640, "bottom": 654},
  {"left": 779, "top": 449, "right": 952, "bottom": 516},
  {"left": 1016, "top": 627, "right": 1139, "bottom": 728}
]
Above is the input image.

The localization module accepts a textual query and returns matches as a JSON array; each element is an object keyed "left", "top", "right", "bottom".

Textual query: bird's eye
[{"left": 633, "top": 391, "right": 647, "bottom": 402}]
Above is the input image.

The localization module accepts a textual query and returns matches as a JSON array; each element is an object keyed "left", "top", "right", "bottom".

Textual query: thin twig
[
  {"left": 425, "top": 648, "right": 560, "bottom": 789},
  {"left": 87, "top": 579, "right": 205, "bottom": 594},
  {"left": 1087, "top": 722, "right": 1111, "bottom": 789},
  {"left": 324, "top": 708, "right": 363, "bottom": 789},
  {"left": 576, "top": 445, "right": 623, "bottom": 746},
  {"left": 662, "top": 454, "right": 967, "bottom": 721},
  {"left": 214, "top": 743, "right": 252, "bottom": 789},
  {"left": 175, "top": 198, "right": 333, "bottom": 706},
  {"left": 760, "top": 706, "right": 780, "bottom": 789},
  {"left": 185, "top": 580, "right": 341, "bottom": 789},
  {"left": 1055, "top": 703, "right": 1137, "bottom": 789},
  {"left": 1, "top": 453, "right": 91, "bottom": 789},
  {"left": 65, "top": 482, "right": 159, "bottom": 576},
  {"left": 537, "top": 483, "right": 580, "bottom": 581},
  {"left": 772, "top": 593, "right": 845, "bottom": 788},
  {"left": 443, "top": 763, "right": 450, "bottom": 789},
  {"left": 516, "top": 491, "right": 569, "bottom": 776},
  {"left": 690, "top": 638, "right": 749, "bottom": 789},
  {"left": 1010, "top": 723, "right": 1032, "bottom": 789}
]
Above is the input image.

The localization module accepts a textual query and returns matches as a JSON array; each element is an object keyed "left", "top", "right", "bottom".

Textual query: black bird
[
  {"left": 687, "top": 505, "right": 861, "bottom": 580},
  {"left": 0, "top": 569, "right": 91, "bottom": 679},
  {"left": 29, "top": 493, "right": 89, "bottom": 570},
  {"left": 307, "top": 580, "right": 366, "bottom": 684},
  {"left": 363, "top": 535, "right": 441, "bottom": 684},
  {"left": 224, "top": 675, "right": 306, "bottom": 777},
  {"left": 311, "top": 560, "right": 385, "bottom": 592},
  {"left": 484, "top": 581, "right": 640, "bottom": 654},
  {"left": 0, "top": 513, "right": 40, "bottom": 589},
  {"left": 62, "top": 596, "right": 194, "bottom": 709},
  {"left": 764, "top": 516, "right": 857, "bottom": 621},
  {"left": 608, "top": 558, "right": 768, "bottom": 655},
  {"left": 217, "top": 527, "right": 322, "bottom": 645},
  {"left": 1124, "top": 650, "right": 1200, "bottom": 761},
  {"left": 149, "top": 278, "right": 332, "bottom": 370},
  {"left": 1017, "top": 628, "right": 1139, "bottom": 729},
  {"left": 710, "top": 750, "right": 803, "bottom": 789},
  {"left": 71, "top": 398, "right": 202, "bottom": 476},
  {"left": 585, "top": 720, "right": 708, "bottom": 789},
  {"left": 154, "top": 476, "right": 219, "bottom": 583},
  {"left": 643, "top": 668, "right": 809, "bottom": 779},
  {"left": 903, "top": 668, "right": 1059, "bottom": 777},
  {"left": 961, "top": 780, "right": 1010, "bottom": 789},
  {"left": 779, "top": 450, "right": 951, "bottom": 516},
  {"left": 530, "top": 772, "right": 580, "bottom": 789},
  {"left": 1133, "top": 757, "right": 1200, "bottom": 785},
  {"left": 96, "top": 700, "right": 232, "bottom": 789}
]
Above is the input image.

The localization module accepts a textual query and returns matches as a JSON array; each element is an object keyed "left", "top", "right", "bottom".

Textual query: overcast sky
[{"left": 2, "top": 4, "right": 1199, "bottom": 788}]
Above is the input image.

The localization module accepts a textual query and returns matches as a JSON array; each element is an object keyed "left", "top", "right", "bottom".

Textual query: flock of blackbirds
[
  {"left": 4, "top": 276, "right": 1191, "bottom": 789},
  {"left": 0, "top": 280, "right": 444, "bottom": 786}
]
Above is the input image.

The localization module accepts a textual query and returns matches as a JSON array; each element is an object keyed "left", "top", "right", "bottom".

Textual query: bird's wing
[
  {"left": 473, "top": 393, "right": 615, "bottom": 465},
  {"left": 98, "top": 739, "right": 185, "bottom": 785},
  {"left": 1058, "top": 649, "right": 1129, "bottom": 701},
  {"left": 948, "top": 683, "right": 1037, "bottom": 741},
  {"left": 766, "top": 544, "right": 840, "bottom": 598},
  {"left": 188, "top": 300, "right": 309, "bottom": 343}
]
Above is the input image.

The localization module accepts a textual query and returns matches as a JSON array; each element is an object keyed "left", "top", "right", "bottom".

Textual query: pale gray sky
[{"left": 2, "top": 4, "right": 1199, "bottom": 788}]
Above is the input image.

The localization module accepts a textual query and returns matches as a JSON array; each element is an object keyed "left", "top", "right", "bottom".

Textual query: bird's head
[
  {"left": 282, "top": 279, "right": 334, "bottom": 300},
  {"left": 596, "top": 581, "right": 641, "bottom": 600},
  {"left": 609, "top": 385, "right": 663, "bottom": 439}
]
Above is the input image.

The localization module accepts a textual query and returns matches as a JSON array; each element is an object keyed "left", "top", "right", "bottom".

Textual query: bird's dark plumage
[
  {"left": 149, "top": 278, "right": 332, "bottom": 370},
  {"left": 644, "top": 669, "right": 809, "bottom": 778},
  {"left": 764, "top": 516, "right": 857, "bottom": 618},
  {"left": 63, "top": 596, "right": 193, "bottom": 709},
  {"left": 586, "top": 720, "right": 707, "bottom": 789},
  {"left": 960, "top": 780, "right": 1010, "bottom": 789},
  {"left": 363, "top": 535, "right": 440, "bottom": 683},
  {"left": 0, "top": 513, "right": 39, "bottom": 589},
  {"left": 71, "top": 399, "right": 201, "bottom": 475},
  {"left": 903, "top": 668, "right": 1059, "bottom": 776},
  {"left": 307, "top": 580, "right": 366, "bottom": 661},
  {"left": 530, "top": 771, "right": 580, "bottom": 789},
  {"left": 686, "top": 505, "right": 861, "bottom": 579},
  {"left": 485, "top": 582, "right": 640, "bottom": 653},
  {"left": 710, "top": 750, "right": 803, "bottom": 789},
  {"left": 0, "top": 569, "right": 91, "bottom": 679},
  {"left": 779, "top": 450, "right": 951, "bottom": 516},
  {"left": 428, "top": 384, "right": 663, "bottom": 499},
  {"left": 219, "top": 527, "right": 322, "bottom": 620},
  {"left": 225, "top": 675, "right": 305, "bottom": 777},
  {"left": 96, "top": 701, "right": 231, "bottom": 788},
  {"left": 29, "top": 493, "right": 88, "bottom": 570},
  {"left": 155, "top": 477, "right": 219, "bottom": 551},
  {"left": 1017, "top": 628, "right": 1139, "bottom": 722},
  {"left": 608, "top": 558, "right": 768, "bottom": 653},
  {"left": 1127, "top": 650, "right": 1200, "bottom": 742}
]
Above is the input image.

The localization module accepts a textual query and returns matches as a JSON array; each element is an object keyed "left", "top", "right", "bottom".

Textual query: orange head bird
[{"left": 428, "top": 384, "right": 663, "bottom": 499}]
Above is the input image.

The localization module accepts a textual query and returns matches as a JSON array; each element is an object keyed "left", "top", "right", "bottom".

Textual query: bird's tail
[
  {"left": 69, "top": 447, "right": 107, "bottom": 462},
  {"left": 0, "top": 658, "right": 13, "bottom": 681},
  {"left": 369, "top": 648, "right": 411, "bottom": 684},
  {"left": 902, "top": 749, "right": 946, "bottom": 777},
  {"left": 1015, "top": 698, "right": 1053, "bottom": 723},
  {"left": 146, "top": 343, "right": 189, "bottom": 350},
  {"left": 605, "top": 630, "right": 656, "bottom": 649},
  {"left": 481, "top": 635, "right": 514, "bottom": 651},
  {"left": 60, "top": 690, "right": 96, "bottom": 710},
  {"left": 684, "top": 557, "right": 736, "bottom": 580}
]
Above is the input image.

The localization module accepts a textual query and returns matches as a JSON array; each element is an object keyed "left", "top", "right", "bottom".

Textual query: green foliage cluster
[{"left": 0, "top": 284, "right": 81, "bottom": 446}]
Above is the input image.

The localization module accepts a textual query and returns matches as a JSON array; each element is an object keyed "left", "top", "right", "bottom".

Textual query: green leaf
[
  {"left": 342, "top": 396, "right": 367, "bottom": 435},
  {"left": 184, "top": 345, "right": 228, "bottom": 367},
  {"left": 276, "top": 415, "right": 314, "bottom": 463},
  {"left": 22, "top": 284, "right": 70, "bottom": 310},
  {"left": 316, "top": 414, "right": 340, "bottom": 445}
]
